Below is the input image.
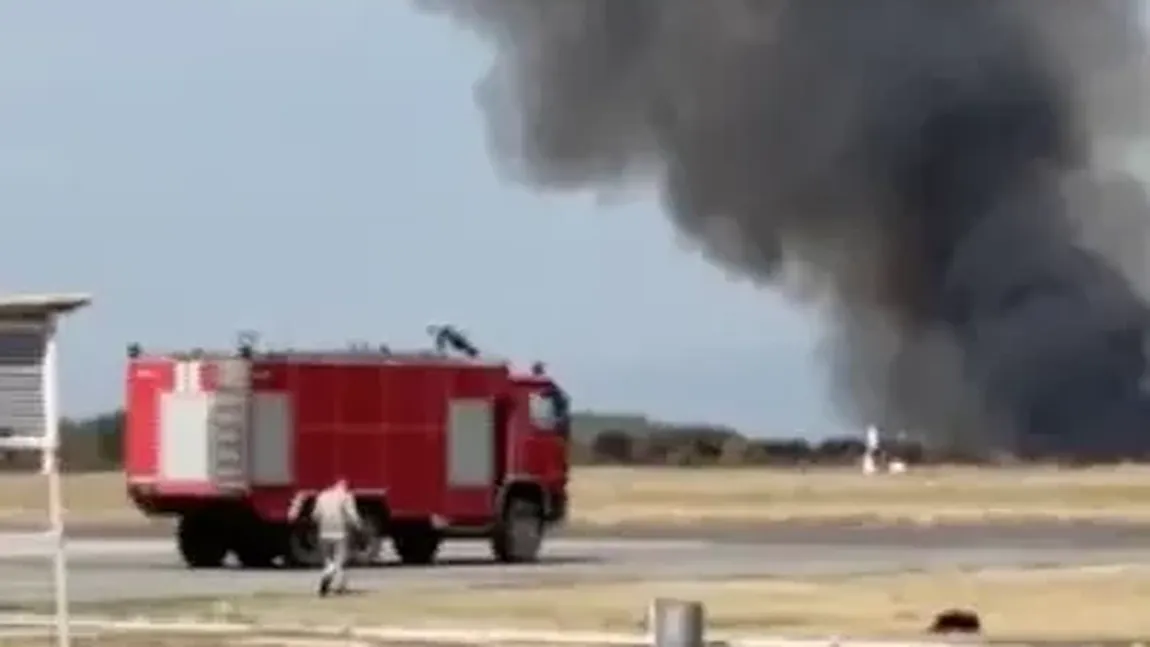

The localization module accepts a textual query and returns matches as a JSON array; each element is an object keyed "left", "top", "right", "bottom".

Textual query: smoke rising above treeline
[{"left": 415, "top": 0, "right": 1150, "bottom": 460}]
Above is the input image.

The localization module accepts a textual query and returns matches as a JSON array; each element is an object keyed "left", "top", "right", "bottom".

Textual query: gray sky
[{"left": 0, "top": 0, "right": 946, "bottom": 438}]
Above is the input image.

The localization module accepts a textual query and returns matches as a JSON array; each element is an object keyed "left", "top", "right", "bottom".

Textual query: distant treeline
[
  {"left": 574, "top": 425, "right": 968, "bottom": 467},
  {"left": 0, "top": 409, "right": 1100, "bottom": 473},
  {"left": 0, "top": 410, "right": 124, "bottom": 472}
]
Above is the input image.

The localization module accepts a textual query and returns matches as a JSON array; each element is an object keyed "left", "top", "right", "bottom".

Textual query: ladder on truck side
[{"left": 208, "top": 358, "right": 249, "bottom": 491}]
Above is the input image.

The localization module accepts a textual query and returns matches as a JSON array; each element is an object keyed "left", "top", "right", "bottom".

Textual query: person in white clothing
[{"left": 311, "top": 478, "right": 362, "bottom": 596}]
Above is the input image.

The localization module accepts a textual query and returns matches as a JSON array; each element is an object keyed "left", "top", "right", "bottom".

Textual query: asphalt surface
[
  {"left": 21, "top": 516, "right": 1150, "bottom": 546},
  {"left": 1, "top": 522, "right": 1149, "bottom": 607}
]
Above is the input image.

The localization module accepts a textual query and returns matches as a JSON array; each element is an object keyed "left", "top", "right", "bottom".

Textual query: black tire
[
  {"left": 233, "top": 521, "right": 277, "bottom": 569},
  {"left": 392, "top": 524, "right": 441, "bottom": 565},
  {"left": 350, "top": 515, "right": 384, "bottom": 566},
  {"left": 177, "top": 512, "right": 227, "bottom": 569},
  {"left": 491, "top": 498, "right": 544, "bottom": 564},
  {"left": 283, "top": 522, "right": 324, "bottom": 568}
]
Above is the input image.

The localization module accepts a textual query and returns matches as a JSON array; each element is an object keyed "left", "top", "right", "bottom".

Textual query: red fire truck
[{"left": 123, "top": 326, "right": 571, "bottom": 569}]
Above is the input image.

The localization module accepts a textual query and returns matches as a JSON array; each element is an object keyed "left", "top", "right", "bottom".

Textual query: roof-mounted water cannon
[
  {"left": 531, "top": 361, "right": 546, "bottom": 376},
  {"left": 427, "top": 324, "right": 480, "bottom": 358},
  {"left": 236, "top": 330, "right": 259, "bottom": 359}
]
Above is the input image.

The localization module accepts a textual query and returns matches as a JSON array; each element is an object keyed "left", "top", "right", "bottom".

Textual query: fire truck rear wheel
[
  {"left": 233, "top": 523, "right": 277, "bottom": 569},
  {"left": 391, "top": 524, "right": 442, "bottom": 565},
  {"left": 177, "top": 512, "right": 227, "bottom": 569},
  {"left": 492, "top": 498, "right": 543, "bottom": 563}
]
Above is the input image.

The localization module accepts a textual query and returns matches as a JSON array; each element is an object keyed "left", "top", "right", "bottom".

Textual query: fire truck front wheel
[
  {"left": 284, "top": 524, "right": 325, "bottom": 568},
  {"left": 350, "top": 514, "right": 384, "bottom": 566},
  {"left": 492, "top": 497, "right": 544, "bottom": 563},
  {"left": 177, "top": 512, "right": 227, "bottom": 569}
]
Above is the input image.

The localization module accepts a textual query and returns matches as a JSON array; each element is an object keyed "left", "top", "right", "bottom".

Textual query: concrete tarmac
[
  {"left": 31, "top": 516, "right": 1150, "bottom": 547},
  {"left": 1, "top": 526, "right": 1150, "bottom": 607}
]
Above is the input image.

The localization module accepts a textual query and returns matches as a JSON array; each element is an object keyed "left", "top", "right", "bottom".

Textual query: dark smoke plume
[{"left": 416, "top": 0, "right": 1150, "bottom": 460}]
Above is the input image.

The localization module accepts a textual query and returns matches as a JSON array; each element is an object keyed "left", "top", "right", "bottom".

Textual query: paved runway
[{"left": 2, "top": 527, "right": 1150, "bottom": 607}]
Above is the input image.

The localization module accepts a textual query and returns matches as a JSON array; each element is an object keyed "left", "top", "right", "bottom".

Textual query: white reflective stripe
[
  {"left": 172, "top": 361, "right": 204, "bottom": 393},
  {"left": 173, "top": 362, "right": 187, "bottom": 392},
  {"left": 186, "top": 360, "right": 202, "bottom": 392}
]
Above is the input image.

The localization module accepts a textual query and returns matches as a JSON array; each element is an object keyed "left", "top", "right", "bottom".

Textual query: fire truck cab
[{"left": 123, "top": 325, "right": 570, "bottom": 569}]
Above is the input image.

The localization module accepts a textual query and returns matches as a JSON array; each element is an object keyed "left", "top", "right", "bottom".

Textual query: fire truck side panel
[
  {"left": 125, "top": 360, "right": 169, "bottom": 479},
  {"left": 371, "top": 361, "right": 502, "bottom": 521},
  {"left": 278, "top": 362, "right": 431, "bottom": 516},
  {"left": 375, "top": 363, "right": 448, "bottom": 517},
  {"left": 267, "top": 360, "right": 506, "bottom": 523},
  {"left": 289, "top": 362, "right": 378, "bottom": 491},
  {"left": 343, "top": 363, "right": 401, "bottom": 494}
]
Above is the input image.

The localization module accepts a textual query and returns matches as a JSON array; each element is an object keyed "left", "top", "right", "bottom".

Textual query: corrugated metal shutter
[{"left": 0, "top": 329, "right": 46, "bottom": 439}]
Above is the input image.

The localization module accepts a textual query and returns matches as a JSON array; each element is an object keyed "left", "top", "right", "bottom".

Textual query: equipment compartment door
[
  {"left": 249, "top": 392, "right": 293, "bottom": 485},
  {"left": 444, "top": 398, "right": 496, "bottom": 518}
]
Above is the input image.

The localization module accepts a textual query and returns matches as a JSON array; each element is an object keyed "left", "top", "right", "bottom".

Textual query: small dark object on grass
[{"left": 929, "top": 609, "right": 982, "bottom": 635}]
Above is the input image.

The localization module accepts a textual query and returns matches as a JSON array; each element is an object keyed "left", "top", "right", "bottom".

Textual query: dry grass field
[
  {"left": 0, "top": 633, "right": 436, "bottom": 647},
  {"left": 4, "top": 465, "right": 1150, "bottom": 528},
  {"left": 0, "top": 472, "right": 139, "bottom": 526},
  {"left": 570, "top": 464, "right": 1150, "bottom": 527},
  {"left": 1, "top": 637, "right": 581, "bottom": 647},
  {"left": 50, "top": 564, "right": 1150, "bottom": 641},
  {"left": 1, "top": 632, "right": 438, "bottom": 647},
  {"left": 1, "top": 633, "right": 238, "bottom": 647}
]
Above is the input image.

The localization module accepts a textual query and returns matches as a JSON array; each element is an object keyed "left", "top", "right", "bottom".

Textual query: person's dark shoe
[{"left": 318, "top": 576, "right": 331, "bottom": 597}]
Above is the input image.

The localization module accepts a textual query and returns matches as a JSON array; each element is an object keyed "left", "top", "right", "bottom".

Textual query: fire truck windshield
[{"left": 528, "top": 383, "right": 570, "bottom": 437}]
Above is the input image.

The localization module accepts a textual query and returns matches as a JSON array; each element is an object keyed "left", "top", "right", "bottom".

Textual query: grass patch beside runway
[
  {"left": 2, "top": 632, "right": 430, "bottom": 646},
  {"left": 39, "top": 564, "right": 1150, "bottom": 641},
  {"left": 571, "top": 465, "right": 1150, "bottom": 527},
  {"left": 4, "top": 635, "right": 228, "bottom": 647},
  {"left": 7, "top": 466, "right": 1150, "bottom": 530},
  {"left": 0, "top": 472, "right": 139, "bottom": 526}
]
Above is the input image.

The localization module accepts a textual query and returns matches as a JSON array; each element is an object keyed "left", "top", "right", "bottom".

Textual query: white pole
[
  {"left": 650, "top": 598, "right": 705, "bottom": 647},
  {"left": 40, "top": 316, "right": 70, "bottom": 647},
  {"left": 862, "top": 425, "right": 878, "bottom": 475}
]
